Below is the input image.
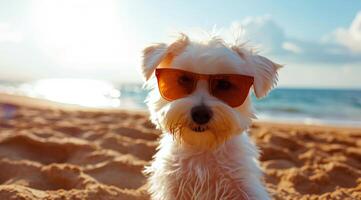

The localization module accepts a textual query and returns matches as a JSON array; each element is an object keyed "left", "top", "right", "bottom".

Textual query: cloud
[
  {"left": 0, "top": 23, "right": 23, "bottom": 43},
  {"left": 228, "top": 13, "right": 361, "bottom": 64},
  {"left": 282, "top": 42, "right": 303, "bottom": 54},
  {"left": 229, "top": 16, "right": 285, "bottom": 54},
  {"left": 329, "top": 11, "right": 361, "bottom": 53}
]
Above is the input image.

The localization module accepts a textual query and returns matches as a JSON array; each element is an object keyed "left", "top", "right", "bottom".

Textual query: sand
[{"left": 0, "top": 93, "right": 360, "bottom": 200}]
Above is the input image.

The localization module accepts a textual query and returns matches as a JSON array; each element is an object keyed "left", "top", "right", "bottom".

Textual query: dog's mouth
[{"left": 190, "top": 125, "right": 209, "bottom": 133}]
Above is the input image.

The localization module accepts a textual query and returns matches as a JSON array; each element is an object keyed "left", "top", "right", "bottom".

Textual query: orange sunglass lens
[
  {"left": 211, "top": 75, "right": 253, "bottom": 107},
  {"left": 155, "top": 68, "right": 196, "bottom": 101}
]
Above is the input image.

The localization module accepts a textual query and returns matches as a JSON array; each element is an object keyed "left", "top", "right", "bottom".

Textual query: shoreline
[
  {"left": 0, "top": 92, "right": 148, "bottom": 114},
  {"left": 1, "top": 92, "right": 360, "bottom": 130}
]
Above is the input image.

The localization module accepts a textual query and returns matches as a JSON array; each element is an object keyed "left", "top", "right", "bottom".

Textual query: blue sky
[{"left": 0, "top": 0, "right": 360, "bottom": 88}]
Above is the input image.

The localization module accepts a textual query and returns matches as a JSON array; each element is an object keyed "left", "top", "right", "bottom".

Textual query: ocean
[{"left": 1, "top": 79, "right": 360, "bottom": 126}]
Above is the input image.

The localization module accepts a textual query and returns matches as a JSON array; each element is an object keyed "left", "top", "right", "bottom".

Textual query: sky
[{"left": 0, "top": 0, "right": 360, "bottom": 88}]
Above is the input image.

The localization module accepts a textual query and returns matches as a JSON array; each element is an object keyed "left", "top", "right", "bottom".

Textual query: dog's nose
[{"left": 191, "top": 105, "right": 213, "bottom": 125}]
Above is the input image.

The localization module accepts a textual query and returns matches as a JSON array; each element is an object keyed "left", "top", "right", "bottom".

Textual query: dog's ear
[
  {"left": 141, "top": 34, "right": 189, "bottom": 81},
  {"left": 251, "top": 55, "right": 282, "bottom": 98},
  {"left": 232, "top": 46, "right": 282, "bottom": 98},
  {"left": 142, "top": 43, "right": 168, "bottom": 81}
]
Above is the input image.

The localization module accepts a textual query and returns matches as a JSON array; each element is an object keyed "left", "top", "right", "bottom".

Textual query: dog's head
[{"left": 141, "top": 34, "right": 281, "bottom": 150}]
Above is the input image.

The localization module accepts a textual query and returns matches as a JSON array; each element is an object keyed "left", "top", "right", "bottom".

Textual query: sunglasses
[{"left": 155, "top": 68, "right": 254, "bottom": 107}]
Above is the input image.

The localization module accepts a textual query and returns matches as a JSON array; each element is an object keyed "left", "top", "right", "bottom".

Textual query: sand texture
[{"left": 0, "top": 94, "right": 360, "bottom": 200}]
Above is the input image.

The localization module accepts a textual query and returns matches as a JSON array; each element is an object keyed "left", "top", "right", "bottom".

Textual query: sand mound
[
  {"left": 251, "top": 123, "right": 361, "bottom": 199},
  {"left": 0, "top": 94, "right": 360, "bottom": 199}
]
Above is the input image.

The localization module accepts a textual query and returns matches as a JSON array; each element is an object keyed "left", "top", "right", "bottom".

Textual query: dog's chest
[{"left": 169, "top": 155, "right": 249, "bottom": 200}]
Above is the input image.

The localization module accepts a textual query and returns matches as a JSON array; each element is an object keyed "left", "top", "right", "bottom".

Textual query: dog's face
[{"left": 141, "top": 34, "right": 281, "bottom": 150}]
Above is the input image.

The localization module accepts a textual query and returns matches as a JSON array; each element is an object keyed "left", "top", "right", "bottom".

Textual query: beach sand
[{"left": 0, "top": 93, "right": 360, "bottom": 200}]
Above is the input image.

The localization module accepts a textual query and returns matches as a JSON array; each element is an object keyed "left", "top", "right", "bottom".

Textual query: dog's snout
[{"left": 191, "top": 105, "right": 213, "bottom": 125}]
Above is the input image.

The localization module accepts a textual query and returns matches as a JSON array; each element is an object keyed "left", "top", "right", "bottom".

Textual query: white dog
[{"left": 141, "top": 33, "right": 281, "bottom": 200}]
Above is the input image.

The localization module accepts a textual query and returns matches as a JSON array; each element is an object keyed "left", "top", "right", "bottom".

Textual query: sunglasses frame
[{"left": 155, "top": 68, "right": 254, "bottom": 107}]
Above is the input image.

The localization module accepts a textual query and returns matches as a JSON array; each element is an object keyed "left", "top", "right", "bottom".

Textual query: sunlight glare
[
  {"left": 29, "top": 0, "right": 138, "bottom": 69},
  {"left": 21, "top": 79, "right": 121, "bottom": 107}
]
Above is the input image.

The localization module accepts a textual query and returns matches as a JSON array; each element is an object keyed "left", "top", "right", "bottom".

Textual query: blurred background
[{"left": 0, "top": 0, "right": 360, "bottom": 126}]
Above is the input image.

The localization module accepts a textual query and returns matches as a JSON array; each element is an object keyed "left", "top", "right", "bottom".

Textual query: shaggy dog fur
[{"left": 141, "top": 34, "right": 281, "bottom": 200}]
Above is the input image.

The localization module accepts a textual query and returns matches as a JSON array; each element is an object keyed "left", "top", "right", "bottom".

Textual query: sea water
[{"left": 0, "top": 79, "right": 360, "bottom": 126}]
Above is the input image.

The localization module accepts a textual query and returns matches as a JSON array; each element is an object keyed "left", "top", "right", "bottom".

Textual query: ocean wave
[{"left": 256, "top": 106, "right": 303, "bottom": 113}]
